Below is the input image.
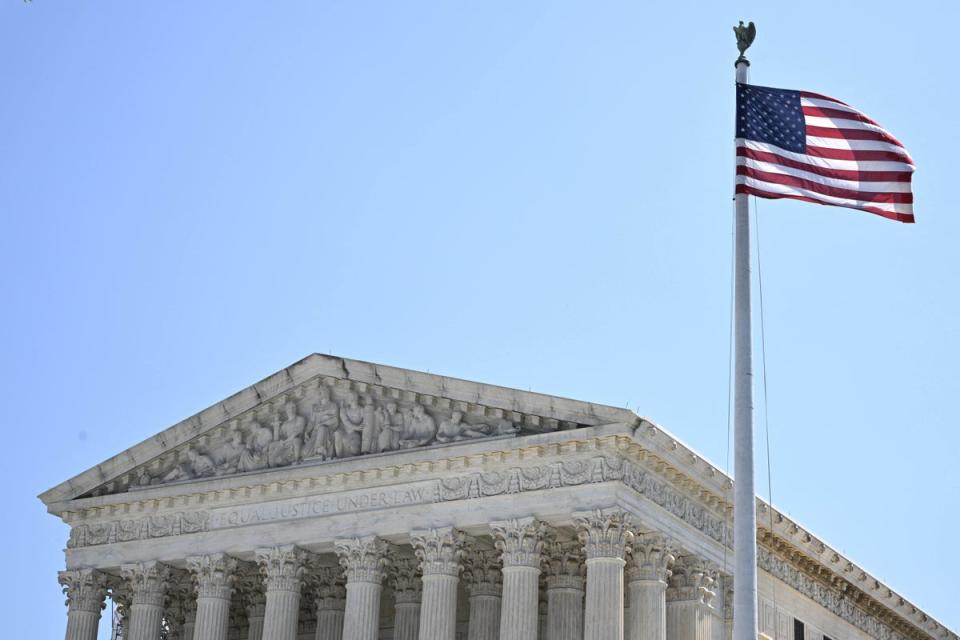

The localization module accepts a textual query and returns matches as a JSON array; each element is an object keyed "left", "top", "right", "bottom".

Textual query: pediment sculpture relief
[{"left": 106, "top": 377, "right": 553, "bottom": 496}]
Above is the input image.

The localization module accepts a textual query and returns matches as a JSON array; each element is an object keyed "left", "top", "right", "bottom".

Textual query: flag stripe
[
  {"left": 736, "top": 147, "right": 912, "bottom": 182},
  {"left": 736, "top": 140, "right": 914, "bottom": 171},
  {"left": 737, "top": 166, "right": 914, "bottom": 203},
  {"left": 738, "top": 158, "right": 912, "bottom": 194},
  {"left": 806, "top": 125, "right": 904, "bottom": 146},
  {"left": 801, "top": 105, "right": 882, "bottom": 127},
  {"left": 735, "top": 183, "right": 915, "bottom": 223}
]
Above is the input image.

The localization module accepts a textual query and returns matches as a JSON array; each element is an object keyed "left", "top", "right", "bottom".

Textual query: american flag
[{"left": 735, "top": 82, "right": 915, "bottom": 223}]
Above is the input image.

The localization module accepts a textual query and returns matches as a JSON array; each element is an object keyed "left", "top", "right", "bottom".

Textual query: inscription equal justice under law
[{"left": 208, "top": 482, "right": 435, "bottom": 529}]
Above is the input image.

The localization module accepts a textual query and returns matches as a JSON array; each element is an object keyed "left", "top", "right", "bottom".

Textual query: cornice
[{"left": 40, "top": 353, "right": 634, "bottom": 505}]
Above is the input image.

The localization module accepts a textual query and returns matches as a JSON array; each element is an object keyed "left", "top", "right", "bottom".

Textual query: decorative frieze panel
[
  {"left": 434, "top": 455, "right": 730, "bottom": 546},
  {"left": 758, "top": 547, "right": 908, "bottom": 640},
  {"left": 88, "top": 376, "right": 589, "bottom": 497},
  {"left": 67, "top": 511, "right": 210, "bottom": 548}
]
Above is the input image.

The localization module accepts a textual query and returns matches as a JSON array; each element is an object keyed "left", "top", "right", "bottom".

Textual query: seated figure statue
[
  {"left": 267, "top": 400, "right": 307, "bottom": 468},
  {"left": 435, "top": 410, "right": 492, "bottom": 443},
  {"left": 376, "top": 402, "right": 404, "bottom": 452},
  {"left": 399, "top": 403, "right": 437, "bottom": 449},
  {"left": 211, "top": 431, "right": 245, "bottom": 474},
  {"left": 237, "top": 417, "right": 272, "bottom": 473},
  {"left": 304, "top": 387, "right": 339, "bottom": 460}
]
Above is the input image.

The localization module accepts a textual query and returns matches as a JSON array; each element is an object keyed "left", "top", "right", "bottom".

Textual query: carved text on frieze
[{"left": 209, "top": 484, "right": 432, "bottom": 529}]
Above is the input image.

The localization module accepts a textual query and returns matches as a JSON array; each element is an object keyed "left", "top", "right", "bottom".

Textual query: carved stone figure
[
  {"left": 304, "top": 388, "right": 339, "bottom": 460},
  {"left": 435, "top": 410, "right": 492, "bottom": 443},
  {"left": 335, "top": 391, "right": 363, "bottom": 458},
  {"left": 360, "top": 395, "right": 380, "bottom": 455},
  {"left": 237, "top": 417, "right": 272, "bottom": 473},
  {"left": 267, "top": 400, "right": 307, "bottom": 468},
  {"left": 376, "top": 402, "right": 404, "bottom": 453},
  {"left": 399, "top": 403, "right": 436, "bottom": 449},
  {"left": 211, "top": 431, "right": 245, "bottom": 474},
  {"left": 162, "top": 446, "right": 216, "bottom": 483}
]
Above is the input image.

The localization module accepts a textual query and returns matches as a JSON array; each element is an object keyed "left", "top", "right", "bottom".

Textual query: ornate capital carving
[
  {"left": 306, "top": 565, "right": 347, "bottom": 611},
  {"left": 573, "top": 509, "right": 634, "bottom": 560},
  {"left": 121, "top": 561, "right": 173, "bottom": 608},
  {"left": 334, "top": 536, "right": 390, "bottom": 584},
  {"left": 255, "top": 545, "right": 307, "bottom": 593},
  {"left": 389, "top": 556, "right": 423, "bottom": 604},
  {"left": 186, "top": 553, "right": 238, "bottom": 600},
  {"left": 491, "top": 517, "right": 545, "bottom": 568},
  {"left": 411, "top": 527, "right": 469, "bottom": 577},
  {"left": 666, "top": 555, "right": 717, "bottom": 606},
  {"left": 58, "top": 568, "right": 109, "bottom": 614},
  {"left": 627, "top": 533, "right": 675, "bottom": 583},
  {"left": 543, "top": 539, "right": 585, "bottom": 590},
  {"left": 236, "top": 570, "right": 266, "bottom": 619},
  {"left": 462, "top": 548, "right": 502, "bottom": 597}
]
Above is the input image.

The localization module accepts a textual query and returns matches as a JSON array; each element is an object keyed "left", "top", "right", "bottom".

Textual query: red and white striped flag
[{"left": 735, "top": 83, "right": 915, "bottom": 223}]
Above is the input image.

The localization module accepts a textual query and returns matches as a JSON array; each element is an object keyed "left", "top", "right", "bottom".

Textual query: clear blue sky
[{"left": 2, "top": 2, "right": 956, "bottom": 638}]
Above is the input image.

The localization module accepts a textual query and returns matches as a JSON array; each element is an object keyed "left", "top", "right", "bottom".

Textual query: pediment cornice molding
[{"left": 40, "top": 354, "right": 634, "bottom": 505}]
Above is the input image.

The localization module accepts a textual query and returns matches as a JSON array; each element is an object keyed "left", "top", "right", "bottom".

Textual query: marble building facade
[{"left": 40, "top": 354, "right": 956, "bottom": 640}]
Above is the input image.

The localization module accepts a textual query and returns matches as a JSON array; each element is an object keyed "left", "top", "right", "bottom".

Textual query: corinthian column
[
  {"left": 412, "top": 528, "right": 468, "bottom": 640},
  {"left": 121, "top": 562, "right": 172, "bottom": 640},
  {"left": 491, "top": 517, "right": 545, "bottom": 640},
  {"left": 627, "top": 535, "right": 674, "bottom": 640},
  {"left": 462, "top": 548, "right": 502, "bottom": 640},
  {"left": 311, "top": 566, "right": 347, "bottom": 640},
  {"left": 543, "top": 540, "right": 585, "bottom": 640},
  {"left": 574, "top": 509, "right": 634, "bottom": 640},
  {"left": 255, "top": 546, "right": 307, "bottom": 640},
  {"left": 237, "top": 573, "right": 266, "bottom": 640},
  {"left": 187, "top": 554, "right": 238, "bottom": 640},
  {"left": 59, "top": 568, "right": 109, "bottom": 640},
  {"left": 335, "top": 536, "right": 390, "bottom": 640},
  {"left": 390, "top": 557, "right": 422, "bottom": 640},
  {"left": 665, "top": 557, "right": 716, "bottom": 640}
]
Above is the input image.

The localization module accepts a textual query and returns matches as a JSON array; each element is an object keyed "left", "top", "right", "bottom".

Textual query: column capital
[
  {"left": 490, "top": 517, "right": 545, "bottom": 568},
  {"left": 543, "top": 539, "right": 585, "bottom": 591},
  {"left": 627, "top": 533, "right": 675, "bottom": 583},
  {"left": 255, "top": 545, "right": 308, "bottom": 593},
  {"left": 389, "top": 556, "right": 422, "bottom": 604},
  {"left": 120, "top": 561, "right": 174, "bottom": 608},
  {"left": 573, "top": 508, "right": 634, "bottom": 560},
  {"left": 411, "top": 527, "right": 470, "bottom": 577},
  {"left": 334, "top": 536, "right": 391, "bottom": 584},
  {"left": 58, "top": 568, "right": 109, "bottom": 614},
  {"left": 236, "top": 570, "right": 266, "bottom": 619},
  {"left": 666, "top": 555, "right": 717, "bottom": 606},
  {"left": 186, "top": 553, "right": 239, "bottom": 600},
  {"left": 462, "top": 547, "right": 502, "bottom": 597},
  {"left": 309, "top": 565, "right": 348, "bottom": 610}
]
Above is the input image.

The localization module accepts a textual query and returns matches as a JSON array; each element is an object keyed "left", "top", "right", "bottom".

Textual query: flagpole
[{"left": 732, "top": 20, "right": 758, "bottom": 640}]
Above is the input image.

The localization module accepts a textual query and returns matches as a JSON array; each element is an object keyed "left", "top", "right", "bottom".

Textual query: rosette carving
[
  {"left": 334, "top": 536, "right": 390, "bottom": 584},
  {"left": 255, "top": 545, "right": 307, "bottom": 593},
  {"left": 490, "top": 517, "right": 545, "bottom": 568},
  {"left": 411, "top": 527, "right": 469, "bottom": 577},
  {"left": 573, "top": 509, "right": 634, "bottom": 560},
  {"left": 58, "top": 568, "right": 109, "bottom": 613}
]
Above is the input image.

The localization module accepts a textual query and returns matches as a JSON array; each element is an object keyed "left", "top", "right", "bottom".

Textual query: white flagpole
[{"left": 732, "top": 21, "right": 758, "bottom": 640}]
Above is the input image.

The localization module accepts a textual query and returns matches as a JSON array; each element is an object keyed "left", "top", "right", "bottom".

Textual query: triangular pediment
[{"left": 40, "top": 354, "right": 635, "bottom": 506}]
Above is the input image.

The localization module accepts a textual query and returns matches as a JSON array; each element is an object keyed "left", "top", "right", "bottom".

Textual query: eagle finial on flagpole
[{"left": 733, "top": 21, "right": 756, "bottom": 65}]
